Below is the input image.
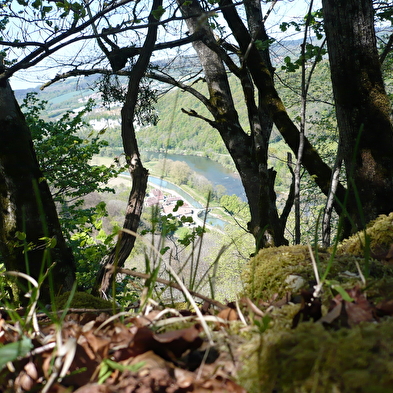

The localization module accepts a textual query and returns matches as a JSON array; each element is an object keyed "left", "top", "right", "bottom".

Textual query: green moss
[
  {"left": 55, "top": 291, "right": 113, "bottom": 310},
  {"left": 242, "top": 245, "right": 322, "bottom": 300},
  {"left": 238, "top": 214, "right": 393, "bottom": 392},
  {"left": 239, "top": 213, "right": 393, "bottom": 393},
  {"left": 238, "top": 317, "right": 393, "bottom": 393},
  {"left": 337, "top": 212, "right": 393, "bottom": 257},
  {"left": 242, "top": 241, "right": 393, "bottom": 303}
]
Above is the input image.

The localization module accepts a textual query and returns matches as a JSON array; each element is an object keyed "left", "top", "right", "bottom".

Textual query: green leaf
[
  {"left": 254, "top": 315, "right": 272, "bottom": 333},
  {"left": 15, "top": 231, "right": 26, "bottom": 241},
  {"left": 327, "top": 281, "right": 354, "bottom": 302},
  {"left": 48, "top": 237, "right": 57, "bottom": 249},
  {"left": 255, "top": 38, "right": 275, "bottom": 51},
  {"left": 98, "top": 359, "right": 144, "bottom": 384},
  {"left": 38, "top": 236, "right": 57, "bottom": 249},
  {"left": 104, "top": 358, "right": 145, "bottom": 372},
  {"left": 0, "top": 336, "right": 33, "bottom": 371},
  {"left": 160, "top": 246, "right": 170, "bottom": 255},
  {"left": 152, "top": 5, "right": 165, "bottom": 20},
  {"left": 280, "top": 21, "right": 300, "bottom": 32}
]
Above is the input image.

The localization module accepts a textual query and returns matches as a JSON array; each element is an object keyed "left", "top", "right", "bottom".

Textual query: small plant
[
  {"left": 98, "top": 358, "right": 145, "bottom": 384},
  {"left": 253, "top": 314, "right": 272, "bottom": 334}
]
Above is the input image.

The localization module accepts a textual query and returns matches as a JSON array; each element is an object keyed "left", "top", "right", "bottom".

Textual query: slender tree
[
  {"left": 93, "top": 0, "right": 162, "bottom": 296},
  {"left": 174, "top": 0, "right": 294, "bottom": 248}
]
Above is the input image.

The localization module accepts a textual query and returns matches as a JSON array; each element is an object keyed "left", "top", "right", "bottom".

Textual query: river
[{"left": 143, "top": 152, "right": 246, "bottom": 201}]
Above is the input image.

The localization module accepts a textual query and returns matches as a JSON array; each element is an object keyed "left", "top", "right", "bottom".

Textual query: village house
[{"left": 145, "top": 188, "right": 193, "bottom": 218}]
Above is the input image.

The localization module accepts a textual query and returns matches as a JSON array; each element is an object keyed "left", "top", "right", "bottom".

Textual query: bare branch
[
  {"left": 0, "top": 41, "right": 47, "bottom": 48},
  {"left": 40, "top": 65, "right": 215, "bottom": 118},
  {"left": 147, "top": 71, "right": 214, "bottom": 112},
  {"left": 1, "top": 0, "right": 134, "bottom": 80},
  {"left": 34, "top": 31, "right": 204, "bottom": 86},
  {"left": 181, "top": 107, "right": 217, "bottom": 127}
]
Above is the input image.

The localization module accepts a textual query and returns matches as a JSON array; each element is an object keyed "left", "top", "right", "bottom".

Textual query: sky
[{"left": 8, "top": 0, "right": 322, "bottom": 91}]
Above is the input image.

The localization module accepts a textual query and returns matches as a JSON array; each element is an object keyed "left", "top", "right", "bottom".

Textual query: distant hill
[
  {"left": 13, "top": 37, "right": 307, "bottom": 113},
  {"left": 13, "top": 43, "right": 335, "bottom": 171},
  {"left": 14, "top": 74, "right": 102, "bottom": 119}
]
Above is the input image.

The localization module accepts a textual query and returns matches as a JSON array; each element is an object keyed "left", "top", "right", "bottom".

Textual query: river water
[{"left": 143, "top": 152, "right": 246, "bottom": 201}]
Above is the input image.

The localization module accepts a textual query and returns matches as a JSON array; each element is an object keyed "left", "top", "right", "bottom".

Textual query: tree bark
[
  {"left": 0, "top": 75, "right": 75, "bottom": 303},
  {"left": 93, "top": 0, "right": 162, "bottom": 296},
  {"left": 322, "top": 0, "right": 393, "bottom": 231}
]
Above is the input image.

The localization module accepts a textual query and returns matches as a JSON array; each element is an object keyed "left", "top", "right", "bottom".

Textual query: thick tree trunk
[
  {"left": 0, "top": 76, "right": 75, "bottom": 303},
  {"left": 322, "top": 0, "right": 393, "bottom": 231},
  {"left": 93, "top": 0, "right": 161, "bottom": 296}
]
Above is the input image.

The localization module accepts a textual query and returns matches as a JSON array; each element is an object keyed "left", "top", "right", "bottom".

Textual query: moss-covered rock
[
  {"left": 238, "top": 214, "right": 393, "bottom": 392},
  {"left": 238, "top": 316, "right": 393, "bottom": 393},
  {"left": 242, "top": 245, "right": 323, "bottom": 301},
  {"left": 242, "top": 232, "right": 393, "bottom": 303},
  {"left": 55, "top": 291, "right": 113, "bottom": 310},
  {"left": 337, "top": 212, "right": 393, "bottom": 257}
]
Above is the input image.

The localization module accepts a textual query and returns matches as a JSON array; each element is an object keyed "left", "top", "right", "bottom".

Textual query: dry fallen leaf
[
  {"left": 73, "top": 383, "right": 111, "bottom": 393},
  {"left": 153, "top": 323, "right": 204, "bottom": 359},
  {"left": 375, "top": 299, "right": 393, "bottom": 317},
  {"left": 0, "top": 307, "right": 246, "bottom": 393},
  {"left": 217, "top": 307, "right": 239, "bottom": 323},
  {"left": 318, "top": 286, "right": 375, "bottom": 328}
]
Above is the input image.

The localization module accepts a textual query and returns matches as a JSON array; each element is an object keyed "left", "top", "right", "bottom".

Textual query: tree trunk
[
  {"left": 219, "top": 0, "right": 348, "bottom": 220},
  {"left": 0, "top": 76, "right": 75, "bottom": 303},
  {"left": 93, "top": 0, "right": 161, "bottom": 296},
  {"left": 178, "top": 0, "right": 288, "bottom": 249},
  {"left": 322, "top": 0, "right": 393, "bottom": 231}
]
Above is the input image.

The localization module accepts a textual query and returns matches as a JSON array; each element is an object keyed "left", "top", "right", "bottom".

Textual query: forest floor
[
  {"left": 3, "top": 168, "right": 393, "bottom": 392},
  {"left": 2, "top": 275, "right": 393, "bottom": 393},
  {"left": 0, "top": 295, "right": 250, "bottom": 392},
  {"left": 0, "top": 247, "right": 393, "bottom": 393}
]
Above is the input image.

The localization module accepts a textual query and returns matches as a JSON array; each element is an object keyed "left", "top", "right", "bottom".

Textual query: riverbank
[
  {"left": 92, "top": 154, "right": 245, "bottom": 202},
  {"left": 117, "top": 174, "right": 227, "bottom": 233},
  {"left": 142, "top": 152, "right": 246, "bottom": 201},
  {"left": 94, "top": 155, "right": 243, "bottom": 229}
]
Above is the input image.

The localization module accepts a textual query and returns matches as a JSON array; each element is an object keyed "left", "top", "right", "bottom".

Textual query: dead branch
[{"left": 113, "top": 266, "right": 227, "bottom": 310}]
